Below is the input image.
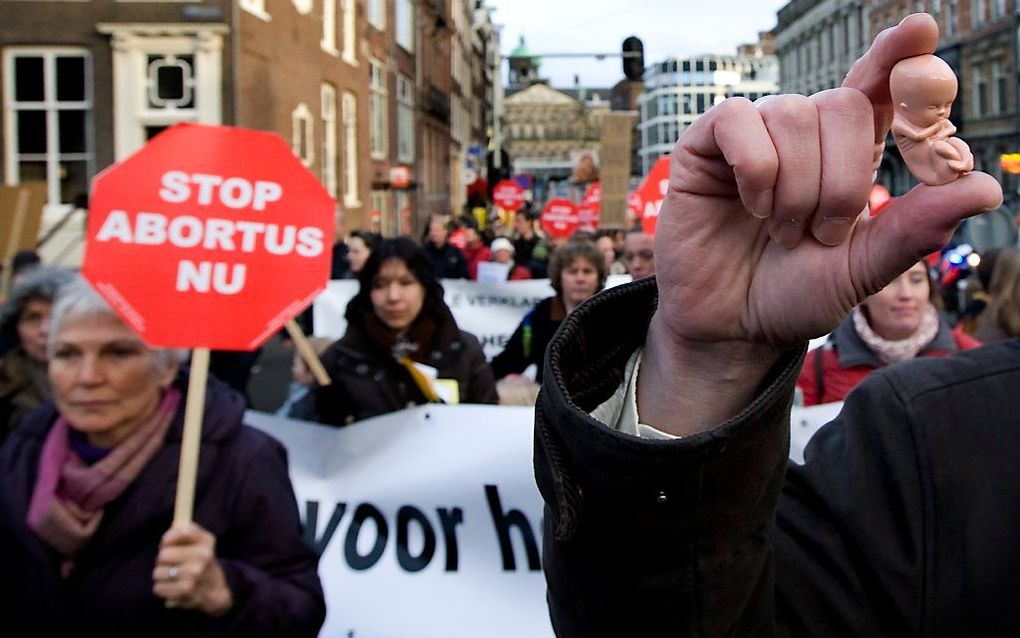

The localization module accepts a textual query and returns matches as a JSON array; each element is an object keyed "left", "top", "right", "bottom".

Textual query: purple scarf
[{"left": 26, "top": 387, "right": 181, "bottom": 564}]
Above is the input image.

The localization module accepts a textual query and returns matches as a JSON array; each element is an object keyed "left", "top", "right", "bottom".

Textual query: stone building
[
  {"left": 774, "top": 0, "right": 869, "bottom": 95},
  {"left": 504, "top": 82, "right": 610, "bottom": 204},
  {"left": 867, "top": 0, "right": 1018, "bottom": 247}
]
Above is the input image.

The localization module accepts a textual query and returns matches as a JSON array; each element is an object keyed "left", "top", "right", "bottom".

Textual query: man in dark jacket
[
  {"left": 422, "top": 215, "right": 470, "bottom": 279},
  {"left": 535, "top": 13, "right": 1012, "bottom": 636}
]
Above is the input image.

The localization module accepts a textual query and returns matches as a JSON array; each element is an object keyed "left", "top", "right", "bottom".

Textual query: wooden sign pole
[
  {"left": 173, "top": 347, "right": 210, "bottom": 524},
  {"left": 285, "top": 319, "right": 331, "bottom": 386}
]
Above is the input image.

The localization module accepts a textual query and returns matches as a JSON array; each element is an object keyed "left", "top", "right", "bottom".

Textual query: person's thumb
[{"left": 847, "top": 171, "right": 1002, "bottom": 296}]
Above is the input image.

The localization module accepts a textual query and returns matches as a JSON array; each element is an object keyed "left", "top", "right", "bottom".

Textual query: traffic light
[{"left": 622, "top": 36, "right": 644, "bottom": 81}]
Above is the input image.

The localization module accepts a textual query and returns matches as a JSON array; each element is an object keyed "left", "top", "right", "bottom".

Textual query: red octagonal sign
[{"left": 84, "top": 123, "right": 335, "bottom": 350}]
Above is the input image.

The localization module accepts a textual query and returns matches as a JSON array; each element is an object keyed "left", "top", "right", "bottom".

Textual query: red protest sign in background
[
  {"left": 578, "top": 181, "right": 601, "bottom": 231},
  {"left": 84, "top": 123, "right": 335, "bottom": 350},
  {"left": 541, "top": 198, "right": 579, "bottom": 239},
  {"left": 636, "top": 156, "right": 671, "bottom": 235},
  {"left": 492, "top": 179, "right": 526, "bottom": 211}
]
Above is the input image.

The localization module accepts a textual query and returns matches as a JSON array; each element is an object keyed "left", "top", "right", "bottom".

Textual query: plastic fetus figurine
[{"left": 890, "top": 54, "right": 973, "bottom": 186}]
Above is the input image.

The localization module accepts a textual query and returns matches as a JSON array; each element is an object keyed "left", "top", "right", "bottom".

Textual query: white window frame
[
  {"left": 342, "top": 91, "right": 360, "bottom": 207},
  {"left": 98, "top": 24, "right": 226, "bottom": 160},
  {"left": 240, "top": 0, "right": 271, "bottom": 22},
  {"left": 3, "top": 47, "right": 95, "bottom": 211},
  {"left": 367, "top": 0, "right": 386, "bottom": 31},
  {"left": 321, "top": 84, "right": 338, "bottom": 197},
  {"left": 292, "top": 102, "right": 314, "bottom": 167},
  {"left": 396, "top": 74, "right": 414, "bottom": 163},
  {"left": 292, "top": 0, "right": 312, "bottom": 15},
  {"left": 396, "top": 0, "right": 413, "bottom": 51},
  {"left": 321, "top": 0, "right": 339, "bottom": 55},
  {"left": 342, "top": 0, "right": 357, "bottom": 65},
  {"left": 369, "top": 59, "right": 387, "bottom": 159}
]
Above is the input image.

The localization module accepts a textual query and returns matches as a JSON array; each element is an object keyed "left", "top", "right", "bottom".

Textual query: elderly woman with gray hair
[
  {"left": 0, "top": 267, "right": 75, "bottom": 440},
  {"left": 0, "top": 277, "right": 324, "bottom": 636}
]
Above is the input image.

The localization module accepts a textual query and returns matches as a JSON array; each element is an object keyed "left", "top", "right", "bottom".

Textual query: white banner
[
  {"left": 788, "top": 401, "right": 844, "bottom": 465},
  {"left": 313, "top": 276, "right": 631, "bottom": 359},
  {"left": 246, "top": 398, "right": 843, "bottom": 636},
  {"left": 246, "top": 406, "right": 554, "bottom": 638}
]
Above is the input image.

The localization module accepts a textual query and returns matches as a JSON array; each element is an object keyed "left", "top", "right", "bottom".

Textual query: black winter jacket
[
  {"left": 491, "top": 295, "right": 565, "bottom": 384},
  {"left": 536, "top": 276, "right": 1020, "bottom": 636},
  {"left": 315, "top": 311, "right": 498, "bottom": 426},
  {"left": 422, "top": 242, "right": 470, "bottom": 280},
  {"left": 0, "top": 375, "right": 325, "bottom": 637}
]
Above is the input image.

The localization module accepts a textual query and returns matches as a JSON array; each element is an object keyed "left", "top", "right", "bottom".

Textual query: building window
[
  {"left": 396, "top": 0, "right": 413, "bottom": 51},
  {"left": 322, "top": 0, "right": 338, "bottom": 54},
  {"left": 99, "top": 25, "right": 225, "bottom": 161},
  {"left": 367, "top": 0, "right": 385, "bottom": 31},
  {"left": 342, "top": 0, "right": 357, "bottom": 64},
  {"left": 146, "top": 54, "right": 195, "bottom": 109},
  {"left": 991, "top": 0, "right": 1005, "bottom": 19},
  {"left": 342, "top": 91, "right": 359, "bottom": 207},
  {"left": 993, "top": 61, "right": 1007, "bottom": 113},
  {"left": 370, "top": 190, "right": 390, "bottom": 233},
  {"left": 946, "top": 0, "right": 957, "bottom": 35},
  {"left": 395, "top": 190, "right": 410, "bottom": 235},
  {"left": 321, "top": 84, "right": 338, "bottom": 198},
  {"left": 971, "top": 0, "right": 985, "bottom": 28},
  {"left": 974, "top": 67, "right": 988, "bottom": 115},
  {"left": 3, "top": 48, "right": 94, "bottom": 211},
  {"left": 292, "top": 103, "right": 314, "bottom": 167},
  {"left": 239, "top": 0, "right": 271, "bottom": 21},
  {"left": 397, "top": 74, "right": 414, "bottom": 163},
  {"left": 369, "top": 60, "right": 387, "bottom": 159}
]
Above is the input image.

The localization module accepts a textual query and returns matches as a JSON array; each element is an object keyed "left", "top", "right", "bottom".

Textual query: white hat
[{"left": 490, "top": 237, "right": 515, "bottom": 255}]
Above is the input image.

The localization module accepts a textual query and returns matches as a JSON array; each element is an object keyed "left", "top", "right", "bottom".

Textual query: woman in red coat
[{"left": 797, "top": 260, "right": 981, "bottom": 405}]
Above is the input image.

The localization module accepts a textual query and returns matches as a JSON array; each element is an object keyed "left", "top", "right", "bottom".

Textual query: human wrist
[
  {"left": 636, "top": 311, "right": 784, "bottom": 437},
  {"left": 201, "top": 561, "right": 235, "bottom": 617}
]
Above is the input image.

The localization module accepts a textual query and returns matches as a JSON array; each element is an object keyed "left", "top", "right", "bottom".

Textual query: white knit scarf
[{"left": 852, "top": 305, "right": 939, "bottom": 365}]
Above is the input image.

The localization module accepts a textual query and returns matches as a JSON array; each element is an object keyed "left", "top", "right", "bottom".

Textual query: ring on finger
[{"left": 168, "top": 565, "right": 179, "bottom": 581}]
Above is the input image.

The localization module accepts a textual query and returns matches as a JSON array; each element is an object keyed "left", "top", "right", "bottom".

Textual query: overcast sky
[{"left": 486, "top": 0, "right": 790, "bottom": 88}]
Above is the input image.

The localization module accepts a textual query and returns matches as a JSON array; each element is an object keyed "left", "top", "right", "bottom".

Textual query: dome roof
[{"left": 509, "top": 36, "right": 541, "bottom": 69}]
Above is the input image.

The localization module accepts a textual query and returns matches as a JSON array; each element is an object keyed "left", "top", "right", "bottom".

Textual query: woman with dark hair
[
  {"left": 315, "top": 238, "right": 497, "bottom": 426},
  {"left": 0, "top": 267, "right": 75, "bottom": 440},
  {"left": 490, "top": 238, "right": 607, "bottom": 384},
  {"left": 340, "top": 230, "right": 382, "bottom": 279}
]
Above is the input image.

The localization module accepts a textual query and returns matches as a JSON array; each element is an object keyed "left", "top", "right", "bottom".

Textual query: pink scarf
[{"left": 26, "top": 387, "right": 181, "bottom": 565}]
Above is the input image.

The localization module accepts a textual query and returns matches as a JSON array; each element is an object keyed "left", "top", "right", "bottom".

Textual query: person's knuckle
[{"left": 761, "top": 93, "right": 814, "bottom": 121}]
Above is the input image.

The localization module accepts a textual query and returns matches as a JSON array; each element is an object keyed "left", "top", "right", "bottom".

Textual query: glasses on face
[{"left": 623, "top": 250, "right": 654, "bottom": 262}]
